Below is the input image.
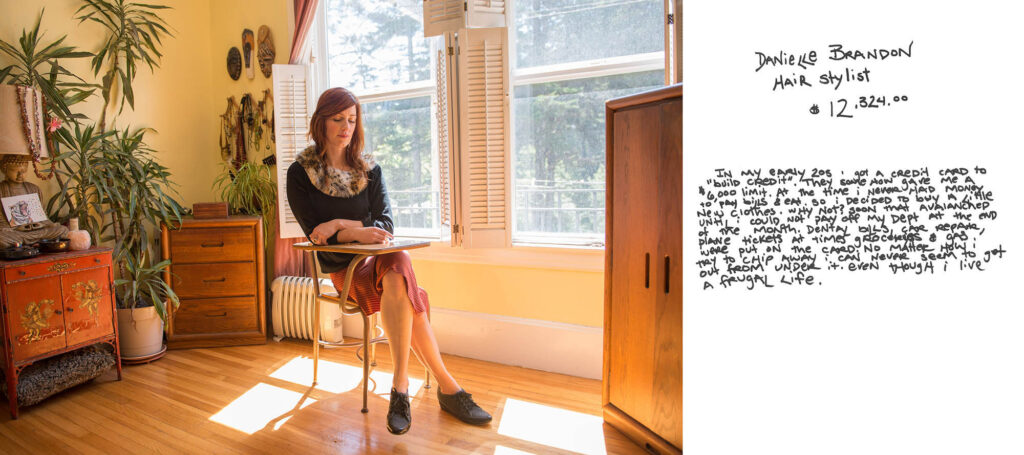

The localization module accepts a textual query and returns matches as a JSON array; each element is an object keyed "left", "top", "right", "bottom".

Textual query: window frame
[
  {"left": 307, "top": 0, "right": 666, "bottom": 270},
  {"left": 315, "top": 0, "right": 444, "bottom": 239},
  {"left": 507, "top": 1, "right": 666, "bottom": 247}
]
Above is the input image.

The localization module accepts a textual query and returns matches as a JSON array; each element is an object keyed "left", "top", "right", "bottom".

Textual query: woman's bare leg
[
  {"left": 379, "top": 270, "right": 414, "bottom": 392},
  {"left": 409, "top": 312, "right": 461, "bottom": 394}
]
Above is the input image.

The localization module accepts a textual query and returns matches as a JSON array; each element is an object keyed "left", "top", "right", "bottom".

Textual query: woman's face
[{"left": 324, "top": 105, "right": 358, "bottom": 152}]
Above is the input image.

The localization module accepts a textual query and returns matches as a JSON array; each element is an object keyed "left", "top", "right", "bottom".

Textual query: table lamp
[{"left": 0, "top": 84, "right": 49, "bottom": 161}]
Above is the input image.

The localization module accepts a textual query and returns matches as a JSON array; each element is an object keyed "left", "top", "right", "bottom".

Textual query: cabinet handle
[
  {"left": 66, "top": 307, "right": 74, "bottom": 313},
  {"left": 644, "top": 253, "right": 650, "bottom": 289},
  {"left": 201, "top": 242, "right": 224, "bottom": 248},
  {"left": 203, "top": 277, "right": 227, "bottom": 283},
  {"left": 54, "top": 309, "right": 62, "bottom": 315},
  {"left": 206, "top": 312, "right": 228, "bottom": 318},
  {"left": 18, "top": 270, "right": 25, "bottom": 276},
  {"left": 94, "top": 258, "right": 101, "bottom": 263},
  {"left": 664, "top": 256, "right": 671, "bottom": 294}
]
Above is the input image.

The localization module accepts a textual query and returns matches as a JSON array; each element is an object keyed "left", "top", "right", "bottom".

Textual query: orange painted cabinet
[
  {"left": 604, "top": 84, "right": 682, "bottom": 454},
  {"left": 0, "top": 248, "right": 122, "bottom": 418}
]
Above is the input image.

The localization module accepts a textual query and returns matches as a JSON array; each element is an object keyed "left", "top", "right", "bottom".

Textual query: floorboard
[{"left": 1, "top": 338, "right": 646, "bottom": 455}]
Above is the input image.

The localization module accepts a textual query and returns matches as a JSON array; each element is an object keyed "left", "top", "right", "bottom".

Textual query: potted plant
[
  {"left": 17, "top": 1, "right": 179, "bottom": 359},
  {"left": 213, "top": 161, "right": 277, "bottom": 246}
]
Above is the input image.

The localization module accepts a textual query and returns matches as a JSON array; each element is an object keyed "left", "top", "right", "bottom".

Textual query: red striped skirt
[{"left": 328, "top": 251, "right": 429, "bottom": 316}]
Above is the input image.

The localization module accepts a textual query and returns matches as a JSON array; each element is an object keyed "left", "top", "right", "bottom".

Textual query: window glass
[
  {"left": 326, "top": 0, "right": 431, "bottom": 91},
  {"left": 514, "top": 0, "right": 664, "bottom": 69},
  {"left": 327, "top": 0, "right": 439, "bottom": 237},
  {"left": 363, "top": 97, "right": 438, "bottom": 235},
  {"left": 512, "top": 70, "right": 664, "bottom": 243}
]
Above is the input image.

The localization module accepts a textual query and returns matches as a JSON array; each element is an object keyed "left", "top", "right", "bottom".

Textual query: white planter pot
[{"left": 117, "top": 306, "right": 164, "bottom": 358}]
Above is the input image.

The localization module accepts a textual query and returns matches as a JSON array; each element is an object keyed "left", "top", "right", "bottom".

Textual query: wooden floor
[{"left": 0, "top": 338, "right": 645, "bottom": 454}]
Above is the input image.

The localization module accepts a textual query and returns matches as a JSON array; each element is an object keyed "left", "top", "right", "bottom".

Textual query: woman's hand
[
  {"left": 345, "top": 227, "right": 393, "bottom": 244},
  {"left": 310, "top": 220, "right": 342, "bottom": 245}
]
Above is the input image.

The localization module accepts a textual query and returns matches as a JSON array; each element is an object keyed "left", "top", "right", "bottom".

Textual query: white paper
[
  {"left": 685, "top": 2, "right": 1024, "bottom": 453},
  {"left": 2, "top": 193, "right": 47, "bottom": 227}
]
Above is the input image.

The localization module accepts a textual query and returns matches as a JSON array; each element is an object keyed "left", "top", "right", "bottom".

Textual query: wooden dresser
[
  {"left": 161, "top": 216, "right": 266, "bottom": 348},
  {"left": 0, "top": 247, "right": 121, "bottom": 418},
  {"left": 604, "top": 84, "right": 682, "bottom": 454}
]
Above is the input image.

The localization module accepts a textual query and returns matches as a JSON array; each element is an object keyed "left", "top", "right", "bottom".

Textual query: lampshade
[{"left": 0, "top": 85, "right": 49, "bottom": 159}]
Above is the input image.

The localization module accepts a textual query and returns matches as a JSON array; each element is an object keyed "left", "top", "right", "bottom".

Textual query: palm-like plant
[
  {"left": 47, "top": 123, "right": 115, "bottom": 240},
  {"left": 75, "top": 0, "right": 172, "bottom": 131},
  {"left": 0, "top": 9, "right": 95, "bottom": 123}
]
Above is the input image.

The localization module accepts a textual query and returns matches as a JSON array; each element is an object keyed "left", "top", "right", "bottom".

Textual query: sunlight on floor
[
  {"left": 210, "top": 383, "right": 316, "bottom": 434},
  {"left": 268, "top": 356, "right": 425, "bottom": 396},
  {"left": 494, "top": 445, "right": 538, "bottom": 455},
  {"left": 497, "top": 398, "right": 608, "bottom": 455}
]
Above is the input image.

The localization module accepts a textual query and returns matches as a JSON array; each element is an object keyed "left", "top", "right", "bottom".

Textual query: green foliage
[
  {"left": 49, "top": 126, "right": 184, "bottom": 319},
  {"left": 47, "top": 123, "right": 116, "bottom": 237},
  {"left": 213, "top": 162, "right": 276, "bottom": 245},
  {"left": 0, "top": 9, "right": 96, "bottom": 122},
  {"left": 75, "top": 0, "right": 173, "bottom": 130},
  {"left": 114, "top": 256, "right": 177, "bottom": 322}
]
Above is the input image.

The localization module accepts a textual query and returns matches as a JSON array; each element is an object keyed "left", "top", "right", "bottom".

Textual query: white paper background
[{"left": 684, "top": 2, "right": 1024, "bottom": 454}]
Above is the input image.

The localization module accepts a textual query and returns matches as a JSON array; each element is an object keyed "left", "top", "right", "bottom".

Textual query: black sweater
[{"left": 286, "top": 161, "right": 394, "bottom": 272}]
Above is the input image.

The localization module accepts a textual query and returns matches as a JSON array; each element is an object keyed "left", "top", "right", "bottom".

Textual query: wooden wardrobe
[{"left": 603, "top": 83, "right": 682, "bottom": 454}]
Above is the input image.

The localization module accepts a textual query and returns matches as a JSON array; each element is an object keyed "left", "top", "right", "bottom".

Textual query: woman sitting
[{"left": 286, "top": 87, "right": 491, "bottom": 435}]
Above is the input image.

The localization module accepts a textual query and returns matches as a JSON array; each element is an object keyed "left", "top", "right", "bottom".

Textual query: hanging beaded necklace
[
  {"left": 15, "top": 85, "right": 43, "bottom": 161},
  {"left": 13, "top": 86, "right": 57, "bottom": 181}
]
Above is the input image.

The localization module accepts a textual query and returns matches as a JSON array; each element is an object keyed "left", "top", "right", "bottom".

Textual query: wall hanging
[
  {"left": 258, "top": 25, "right": 275, "bottom": 78},
  {"left": 227, "top": 47, "right": 241, "bottom": 80},
  {"left": 219, "top": 90, "right": 275, "bottom": 169},
  {"left": 242, "top": 29, "right": 255, "bottom": 80}
]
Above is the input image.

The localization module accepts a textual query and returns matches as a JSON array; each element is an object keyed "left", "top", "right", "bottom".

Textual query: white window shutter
[
  {"left": 424, "top": 0, "right": 464, "bottom": 37},
  {"left": 272, "top": 63, "right": 312, "bottom": 239},
  {"left": 466, "top": 0, "right": 506, "bottom": 28},
  {"left": 456, "top": 27, "right": 509, "bottom": 248},
  {"left": 435, "top": 33, "right": 459, "bottom": 245}
]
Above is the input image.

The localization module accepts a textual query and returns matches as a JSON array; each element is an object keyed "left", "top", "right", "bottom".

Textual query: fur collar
[{"left": 295, "top": 146, "right": 375, "bottom": 198}]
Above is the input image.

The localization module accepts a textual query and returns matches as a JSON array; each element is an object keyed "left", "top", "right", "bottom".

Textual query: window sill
[{"left": 406, "top": 241, "right": 604, "bottom": 272}]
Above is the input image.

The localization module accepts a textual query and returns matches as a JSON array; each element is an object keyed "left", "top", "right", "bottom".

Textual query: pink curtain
[
  {"left": 273, "top": 204, "right": 311, "bottom": 279},
  {"left": 289, "top": 0, "right": 321, "bottom": 64},
  {"left": 275, "top": 0, "right": 319, "bottom": 278}
]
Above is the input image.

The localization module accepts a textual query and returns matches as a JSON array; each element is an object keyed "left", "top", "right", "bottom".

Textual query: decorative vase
[{"left": 68, "top": 218, "right": 91, "bottom": 250}]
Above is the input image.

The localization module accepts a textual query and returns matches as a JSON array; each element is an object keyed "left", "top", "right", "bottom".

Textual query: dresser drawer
[
  {"left": 172, "top": 297, "right": 259, "bottom": 334},
  {"left": 4, "top": 253, "right": 111, "bottom": 283},
  {"left": 168, "top": 226, "right": 255, "bottom": 263},
  {"left": 171, "top": 262, "right": 256, "bottom": 298}
]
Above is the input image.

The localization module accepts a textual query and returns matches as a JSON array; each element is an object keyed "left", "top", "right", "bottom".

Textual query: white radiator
[{"left": 271, "top": 276, "right": 344, "bottom": 343}]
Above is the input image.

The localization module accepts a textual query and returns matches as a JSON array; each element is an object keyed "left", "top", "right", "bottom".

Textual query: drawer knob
[
  {"left": 201, "top": 242, "right": 225, "bottom": 248},
  {"left": 94, "top": 258, "right": 101, "bottom": 263},
  {"left": 202, "top": 277, "right": 227, "bottom": 283},
  {"left": 18, "top": 270, "right": 25, "bottom": 276}
]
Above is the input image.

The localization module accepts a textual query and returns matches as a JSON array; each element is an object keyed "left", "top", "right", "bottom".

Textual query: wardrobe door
[
  {"left": 607, "top": 103, "right": 663, "bottom": 432},
  {"left": 652, "top": 97, "right": 682, "bottom": 449}
]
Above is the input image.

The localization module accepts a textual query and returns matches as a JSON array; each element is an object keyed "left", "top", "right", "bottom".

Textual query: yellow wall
[
  {"left": 1, "top": 0, "right": 604, "bottom": 328},
  {"left": 413, "top": 259, "right": 604, "bottom": 327}
]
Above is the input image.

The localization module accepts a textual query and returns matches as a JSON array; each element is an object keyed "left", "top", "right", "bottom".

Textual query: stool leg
[
  {"left": 424, "top": 307, "right": 432, "bottom": 389},
  {"left": 362, "top": 312, "right": 370, "bottom": 413},
  {"left": 313, "top": 295, "right": 321, "bottom": 385},
  {"left": 370, "top": 313, "right": 378, "bottom": 367}
]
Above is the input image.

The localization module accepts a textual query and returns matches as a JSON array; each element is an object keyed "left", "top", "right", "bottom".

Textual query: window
[
  {"left": 510, "top": 0, "right": 665, "bottom": 246},
  {"left": 324, "top": 0, "right": 442, "bottom": 238},
  {"left": 311, "top": 0, "right": 670, "bottom": 250}
]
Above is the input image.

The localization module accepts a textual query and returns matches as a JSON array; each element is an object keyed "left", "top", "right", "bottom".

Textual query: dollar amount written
[{"left": 808, "top": 95, "right": 910, "bottom": 118}]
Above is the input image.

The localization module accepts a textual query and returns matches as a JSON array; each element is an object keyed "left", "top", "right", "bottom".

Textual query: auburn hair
[{"left": 309, "top": 87, "right": 368, "bottom": 173}]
